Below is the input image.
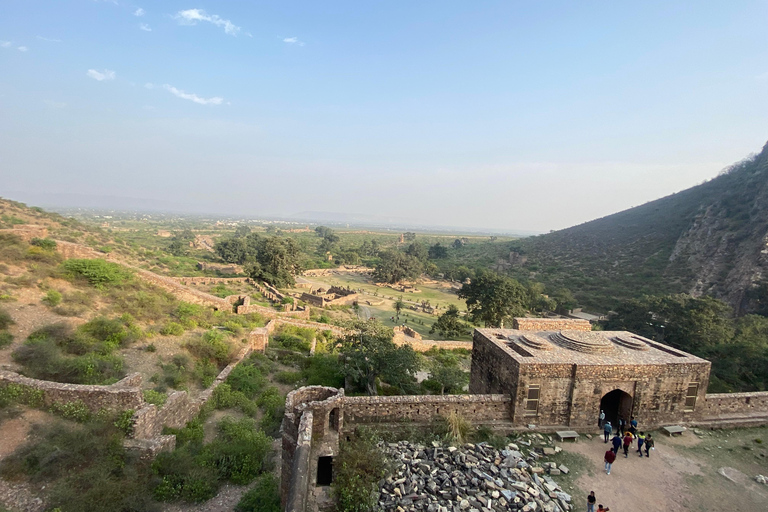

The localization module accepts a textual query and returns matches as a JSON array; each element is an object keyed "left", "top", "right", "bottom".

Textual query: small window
[
  {"left": 524, "top": 385, "right": 540, "bottom": 416},
  {"left": 684, "top": 383, "right": 698, "bottom": 411}
]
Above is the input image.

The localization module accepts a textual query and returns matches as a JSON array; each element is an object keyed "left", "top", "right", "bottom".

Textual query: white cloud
[
  {"left": 283, "top": 37, "right": 305, "bottom": 46},
  {"left": 139, "top": 23, "right": 152, "bottom": 32},
  {"left": 134, "top": 8, "right": 145, "bottom": 16},
  {"left": 17, "top": 46, "right": 28, "bottom": 52},
  {"left": 87, "top": 69, "right": 116, "bottom": 81},
  {"left": 144, "top": 82, "right": 155, "bottom": 89},
  {"left": 174, "top": 9, "right": 240, "bottom": 36},
  {"left": 162, "top": 84, "right": 223, "bottom": 105},
  {"left": 37, "top": 36, "right": 62, "bottom": 42},
  {"left": 1, "top": 41, "right": 12, "bottom": 48}
]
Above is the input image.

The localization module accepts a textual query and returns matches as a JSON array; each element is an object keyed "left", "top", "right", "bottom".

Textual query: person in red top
[
  {"left": 604, "top": 448, "right": 616, "bottom": 474},
  {"left": 622, "top": 432, "right": 633, "bottom": 457}
]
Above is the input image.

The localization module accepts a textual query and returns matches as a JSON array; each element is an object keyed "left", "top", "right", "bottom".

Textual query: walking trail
[{"left": 561, "top": 432, "right": 768, "bottom": 512}]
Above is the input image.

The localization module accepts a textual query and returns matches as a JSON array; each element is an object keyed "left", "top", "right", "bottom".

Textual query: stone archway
[{"left": 600, "top": 389, "right": 633, "bottom": 430}]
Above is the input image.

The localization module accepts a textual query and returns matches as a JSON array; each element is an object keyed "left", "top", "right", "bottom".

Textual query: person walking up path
[
  {"left": 644, "top": 434, "right": 655, "bottom": 457},
  {"left": 604, "top": 448, "right": 616, "bottom": 475},
  {"left": 603, "top": 421, "right": 612, "bottom": 442},
  {"left": 587, "top": 491, "right": 596, "bottom": 512},
  {"left": 622, "top": 431, "right": 633, "bottom": 457},
  {"left": 611, "top": 433, "right": 622, "bottom": 454},
  {"left": 636, "top": 431, "right": 646, "bottom": 456}
]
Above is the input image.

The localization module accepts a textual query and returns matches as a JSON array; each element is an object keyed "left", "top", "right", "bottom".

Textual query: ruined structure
[
  {"left": 300, "top": 286, "right": 358, "bottom": 308},
  {"left": 281, "top": 319, "right": 768, "bottom": 511}
]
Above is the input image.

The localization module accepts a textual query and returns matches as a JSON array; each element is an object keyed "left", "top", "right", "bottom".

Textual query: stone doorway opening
[
  {"left": 316, "top": 456, "right": 333, "bottom": 486},
  {"left": 329, "top": 408, "right": 339, "bottom": 432},
  {"left": 600, "top": 389, "right": 633, "bottom": 430}
]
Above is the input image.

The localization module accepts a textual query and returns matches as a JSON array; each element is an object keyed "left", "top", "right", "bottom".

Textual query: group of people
[
  {"left": 599, "top": 410, "right": 655, "bottom": 475},
  {"left": 586, "top": 491, "right": 608, "bottom": 512}
]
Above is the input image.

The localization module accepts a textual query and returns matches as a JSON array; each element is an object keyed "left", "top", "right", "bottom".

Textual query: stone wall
[
  {"left": 697, "top": 392, "right": 768, "bottom": 426},
  {"left": 394, "top": 325, "right": 422, "bottom": 340},
  {"left": 197, "top": 261, "right": 243, "bottom": 274},
  {"left": 343, "top": 394, "right": 512, "bottom": 426},
  {"left": 0, "top": 370, "right": 143, "bottom": 412},
  {"left": 132, "top": 268, "right": 233, "bottom": 310},
  {"left": 512, "top": 318, "right": 591, "bottom": 332},
  {"left": 172, "top": 276, "right": 248, "bottom": 286},
  {"left": 393, "top": 333, "right": 472, "bottom": 352},
  {"left": 248, "top": 320, "right": 278, "bottom": 352},
  {"left": 55, "top": 240, "right": 104, "bottom": 260}
]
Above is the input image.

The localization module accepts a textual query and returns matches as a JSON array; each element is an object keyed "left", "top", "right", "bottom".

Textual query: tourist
[
  {"left": 644, "top": 434, "right": 655, "bottom": 457},
  {"left": 622, "top": 431, "right": 632, "bottom": 457},
  {"left": 636, "top": 431, "right": 646, "bottom": 456},
  {"left": 587, "top": 491, "right": 597, "bottom": 512},
  {"left": 604, "top": 448, "right": 616, "bottom": 475},
  {"left": 617, "top": 416, "right": 626, "bottom": 435},
  {"left": 611, "top": 433, "right": 622, "bottom": 454},
  {"left": 630, "top": 416, "right": 638, "bottom": 434},
  {"left": 603, "top": 421, "right": 612, "bottom": 442},
  {"left": 598, "top": 410, "right": 605, "bottom": 428}
]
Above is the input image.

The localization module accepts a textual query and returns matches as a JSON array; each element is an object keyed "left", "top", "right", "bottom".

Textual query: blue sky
[{"left": 1, "top": 1, "right": 767, "bottom": 231}]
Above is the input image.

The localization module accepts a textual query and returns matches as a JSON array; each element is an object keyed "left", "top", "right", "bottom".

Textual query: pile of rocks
[{"left": 378, "top": 438, "right": 572, "bottom": 512}]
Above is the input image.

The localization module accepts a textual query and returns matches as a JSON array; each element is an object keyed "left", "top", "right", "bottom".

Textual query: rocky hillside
[{"left": 510, "top": 140, "right": 768, "bottom": 314}]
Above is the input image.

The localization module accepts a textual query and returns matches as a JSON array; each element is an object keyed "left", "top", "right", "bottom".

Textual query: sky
[{"left": 1, "top": 1, "right": 767, "bottom": 233}]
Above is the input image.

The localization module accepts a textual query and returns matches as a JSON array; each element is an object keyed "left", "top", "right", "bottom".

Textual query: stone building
[{"left": 470, "top": 322, "right": 711, "bottom": 429}]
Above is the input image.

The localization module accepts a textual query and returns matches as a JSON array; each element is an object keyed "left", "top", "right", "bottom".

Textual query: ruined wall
[
  {"left": 512, "top": 318, "right": 591, "bottom": 332},
  {"left": 172, "top": 276, "right": 248, "bottom": 286},
  {"left": 699, "top": 392, "right": 768, "bottom": 426},
  {"left": 393, "top": 325, "right": 422, "bottom": 340},
  {"left": 54, "top": 240, "right": 104, "bottom": 260},
  {"left": 197, "top": 261, "right": 243, "bottom": 274},
  {"left": 131, "top": 268, "right": 233, "bottom": 310},
  {"left": 300, "top": 292, "right": 325, "bottom": 308},
  {"left": 0, "top": 371, "right": 143, "bottom": 412},
  {"left": 469, "top": 330, "right": 521, "bottom": 398},
  {"left": 248, "top": 320, "right": 278, "bottom": 352},
  {"left": 343, "top": 394, "right": 512, "bottom": 426}
]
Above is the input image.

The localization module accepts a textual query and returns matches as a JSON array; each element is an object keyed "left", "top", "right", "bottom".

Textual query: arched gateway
[{"left": 600, "top": 389, "right": 633, "bottom": 429}]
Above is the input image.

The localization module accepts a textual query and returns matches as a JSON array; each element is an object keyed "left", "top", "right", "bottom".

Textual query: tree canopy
[
  {"left": 215, "top": 233, "right": 302, "bottom": 287},
  {"left": 336, "top": 320, "right": 419, "bottom": 395},
  {"left": 429, "top": 305, "right": 469, "bottom": 338},
  {"left": 458, "top": 270, "right": 528, "bottom": 327},
  {"left": 372, "top": 249, "right": 423, "bottom": 284}
]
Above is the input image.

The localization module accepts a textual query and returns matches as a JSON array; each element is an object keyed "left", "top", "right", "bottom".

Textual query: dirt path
[{"left": 562, "top": 432, "right": 768, "bottom": 512}]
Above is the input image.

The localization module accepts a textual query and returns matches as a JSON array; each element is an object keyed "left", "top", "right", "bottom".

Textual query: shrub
[
  {"left": 152, "top": 450, "right": 219, "bottom": 502},
  {"left": 210, "top": 283, "right": 236, "bottom": 298},
  {"left": 199, "top": 417, "right": 272, "bottom": 484},
  {"left": 0, "top": 308, "right": 13, "bottom": 330},
  {"left": 444, "top": 411, "right": 471, "bottom": 445},
  {"left": 333, "top": 429, "right": 388, "bottom": 512},
  {"left": 302, "top": 353, "right": 344, "bottom": 388},
  {"left": 49, "top": 400, "right": 91, "bottom": 422},
  {"left": 30, "top": 238, "right": 57, "bottom": 250},
  {"left": 61, "top": 259, "right": 132, "bottom": 289},
  {"left": 235, "top": 473, "right": 281, "bottom": 512},
  {"left": 0, "top": 332, "right": 13, "bottom": 348},
  {"left": 160, "top": 322, "right": 185, "bottom": 336},
  {"left": 0, "top": 384, "right": 44, "bottom": 408},
  {"left": 143, "top": 389, "right": 167, "bottom": 407},
  {"left": 275, "top": 370, "right": 302, "bottom": 385},
  {"left": 186, "top": 330, "right": 234, "bottom": 367},
  {"left": 43, "top": 289, "right": 62, "bottom": 307},
  {"left": 226, "top": 363, "right": 267, "bottom": 399},
  {"left": 113, "top": 409, "right": 135, "bottom": 435}
]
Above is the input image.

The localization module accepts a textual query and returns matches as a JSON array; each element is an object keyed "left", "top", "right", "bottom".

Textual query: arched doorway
[{"left": 600, "top": 389, "right": 633, "bottom": 430}]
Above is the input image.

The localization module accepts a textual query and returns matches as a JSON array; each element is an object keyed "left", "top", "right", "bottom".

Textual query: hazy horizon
[{"left": 2, "top": 1, "right": 767, "bottom": 232}]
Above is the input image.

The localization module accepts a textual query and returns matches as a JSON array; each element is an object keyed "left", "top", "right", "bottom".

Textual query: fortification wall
[
  {"left": 172, "top": 277, "right": 248, "bottom": 286},
  {"left": 393, "top": 333, "right": 472, "bottom": 352},
  {"left": 393, "top": 325, "right": 422, "bottom": 340},
  {"left": 132, "top": 268, "right": 233, "bottom": 310},
  {"left": 698, "top": 392, "right": 768, "bottom": 426},
  {"left": 512, "top": 318, "right": 591, "bottom": 332},
  {"left": 343, "top": 394, "right": 512, "bottom": 425},
  {"left": 0, "top": 371, "right": 143, "bottom": 411}
]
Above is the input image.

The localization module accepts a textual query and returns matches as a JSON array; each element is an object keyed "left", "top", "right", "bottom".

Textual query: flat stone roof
[{"left": 475, "top": 328, "right": 710, "bottom": 366}]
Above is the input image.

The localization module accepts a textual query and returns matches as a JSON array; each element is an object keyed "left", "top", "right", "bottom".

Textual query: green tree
[
  {"left": 372, "top": 250, "right": 423, "bottom": 284},
  {"left": 168, "top": 229, "right": 195, "bottom": 256},
  {"left": 428, "top": 243, "right": 448, "bottom": 259},
  {"left": 405, "top": 242, "right": 428, "bottom": 262},
  {"left": 244, "top": 236, "right": 303, "bottom": 287},
  {"left": 457, "top": 270, "right": 528, "bottom": 327},
  {"left": 337, "top": 320, "right": 419, "bottom": 395},
  {"left": 394, "top": 296, "right": 404, "bottom": 317},
  {"left": 234, "top": 225, "right": 252, "bottom": 238},
  {"left": 429, "top": 305, "right": 469, "bottom": 338}
]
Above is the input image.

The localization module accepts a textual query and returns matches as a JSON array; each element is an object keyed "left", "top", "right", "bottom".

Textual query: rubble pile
[{"left": 378, "top": 435, "right": 572, "bottom": 512}]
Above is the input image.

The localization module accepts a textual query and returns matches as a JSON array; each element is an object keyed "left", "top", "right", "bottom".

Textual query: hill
[{"left": 509, "top": 140, "right": 768, "bottom": 313}]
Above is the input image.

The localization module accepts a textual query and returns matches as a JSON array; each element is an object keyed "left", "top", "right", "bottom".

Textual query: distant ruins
[
  {"left": 300, "top": 286, "right": 358, "bottom": 308},
  {"left": 281, "top": 318, "right": 768, "bottom": 511}
]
